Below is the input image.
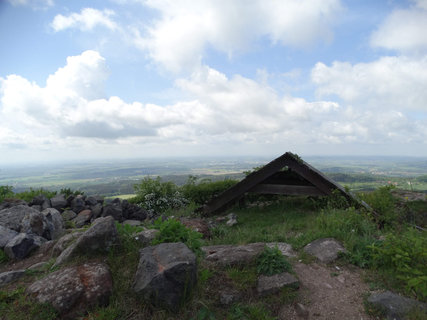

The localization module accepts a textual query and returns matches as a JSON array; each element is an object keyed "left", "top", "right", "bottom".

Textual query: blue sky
[{"left": 0, "top": 0, "right": 427, "bottom": 164}]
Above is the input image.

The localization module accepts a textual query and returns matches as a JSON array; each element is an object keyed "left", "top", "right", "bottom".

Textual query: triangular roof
[{"left": 201, "top": 152, "right": 369, "bottom": 215}]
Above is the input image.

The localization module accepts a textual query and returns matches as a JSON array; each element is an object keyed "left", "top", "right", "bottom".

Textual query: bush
[
  {"left": 132, "top": 177, "right": 188, "bottom": 214},
  {"left": 14, "top": 188, "right": 57, "bottom": 203},
  {"left": 181, "top": 176, "right": 238, "bottom": 205},
  {"left": 152, "top": 218, "right": 202, "bottom": 256},
  {"left": 256, "top": 245, "right": 292, "bottom": 276},
  {"left": 358, "top": 185, "right": 397, "bottom": 227},
  {"left": 0, "top": 185, "right": 14, "bottom": 203}
]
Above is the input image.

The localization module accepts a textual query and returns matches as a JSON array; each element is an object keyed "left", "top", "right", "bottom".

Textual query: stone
[
  {"left": 62, "top": 210, "right": 77, "bottom": 221},
  {"left": 54, "top": 216, "right": 119, "bottom": 267},
  {"left": 257, "top": 272, "right": 299, "bottom": 296},
  {"left": 0, "top": 199, "right": 27, "bottom": 210},
  {"left": 42, "top": 208, "right": 64, "bottom": 240},
  {"left": 0, "top": 270, "right": 26, "bottom": 287},
  {"left": 90, "top": 203, "right": 103, "bottom": 220},
  {"left": 72, "top": 209, "right": 92, "bottom": 228},
  {"left": 135, "top": 229, "right": 159, "bottom": 246},
  {"left": 219, "top": 290, "right": 241, "bottom": 305},
  {"left": 4, "top": 233, "right": 39, "bottom": 260},
  {"left": 133, "top": 242, "right": 197, "bottom": 311},
  {"left": 0, "top": 205, "right": 38, "bottom": 232},
  {"left": 367, "top": 291, "right": 427, "bottom": 320},
  {"left": 0, "top": 225, "right": 18, "bottom": 248},
  {"left": 202, "top": 243, "right": 265, "bottom": 266},
  {"left": 30, "top": 195, "right": 51, "bottom": 211},
  {"left": 85, "top": 196, "right": 98, "bottom": 207},
  {"left": 180, "top": 218, "right": 210, "bottom": 238},
  {"left": 50, "top": 194, "right": 67, "bottom": 211},
  {"left": 26, "top": 262, "right": 113, "bottom": 319},
  {"left": 51, "top": 231, "right": 84, "bottom": 257},
  {"left": 226, "top": 213, "right": 237, "bottom": 226},
  {"left": 70, "top": 196, "right": 86, "bottom": 214},
  {"left": 20, "top": 209, "right": 51, "bottom": 239},
  {"left": 303, "top": 238, "right": 346, "bottom": 263},
  {"left": 123, "top": 219, "right": 142, "bottom": 227},
  {"left": 28, "top": 261, "right": 50, "bottom": 271},
  {"left": 266, "top": 242, "right": 297, "bottom": 257},
  {"left": 102, "top": 203, "right": 123, "bottom": 222}
]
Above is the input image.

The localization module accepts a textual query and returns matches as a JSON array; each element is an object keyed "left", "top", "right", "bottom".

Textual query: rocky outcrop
[
  {"left": 133, "top": 242, "right": 197, "bottom": 311},
  {"left": 303, "top": 238, "right": 346, "bottom": 263},
  {"left": 0, "top": 205, "right": 38, "bottom": 231},
  {"left": 0, "top": 270, "right": 26, "bottom": 287},
  {"left": 51, "top": 231, "right": 84, "bottom": 257},
  {"left": 26, "top": 262, "right": 113, "bottom": 319},
  {"left": 202, "top": 243, "right": 265, "bottom": 266},
  {"left": 0, "top": 225, "right": 18, "bottom": 248},
  {"left": 4, "top": 233, "right": 43, "bottom": 260},
  {"left": 20, "top": 209, "right": 51, "bottom": 239},
  {"left": 42, "top": 208, "right": 64, "bottom": 240},
  {"left": 50, "top": 194, "right": 67, "bottom": 211},
  {"left": 257, "top": 272, "right": 299, "bottom": 296}
]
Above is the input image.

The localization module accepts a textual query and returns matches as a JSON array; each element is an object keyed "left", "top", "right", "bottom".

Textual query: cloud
[
  {"left": 370, "top": 0, "right": 427, "bottom": 55},
  {"left": 51, "top": 8, "right": 118, "bottom": 32},
  {"left": 135, "top": 0, "right": 342, "bottom": 72},
  {"left": 311, "top": 56, "right": 427, "bottom": 111}
]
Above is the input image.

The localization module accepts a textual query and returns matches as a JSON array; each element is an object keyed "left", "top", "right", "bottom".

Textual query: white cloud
[
  {"left": 135, "top": 0, "right": 342, "bottom": 72},
  {"left": 51, "top": 8, "right": 118, "bottom": 32},
  {"left": 370, "top": 1, "right": 427, "bottom": 54}
]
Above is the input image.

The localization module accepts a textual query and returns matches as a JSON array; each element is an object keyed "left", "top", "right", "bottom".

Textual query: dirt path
[{"left": 279, "top": 262, "right": 374, "bottom": 320}]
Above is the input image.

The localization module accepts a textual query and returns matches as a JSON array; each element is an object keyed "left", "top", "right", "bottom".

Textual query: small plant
[
  {"left": 0, "top": 185, "right": 14, "bottom": 203},
  {"left": 0, "top": 249, "right": 8, "bottom": 264},
  {"left": 227, "top": 266, "right": 258, "bottom": 290},
  {"left": 257, "top": 246, "right": 292, "bottom": 276}
]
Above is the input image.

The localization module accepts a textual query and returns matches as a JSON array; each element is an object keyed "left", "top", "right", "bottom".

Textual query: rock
[
  {"left": 70, "top": 196, "right": 86, "bottom": 214},
  {"left": 202, "top": 243, "right": 265, "bottom": 266},
  {"left": 180, "top": 218, "right": 210, "bottom": 238},
  {"left": 4, "top": 233, "right": 40, "bottom": 260},
  {"left": 31, "top": 205, "right": 42, "bottom": 212},
  {"left": 26, "top": 262, "right": 113, "bottom": 319},
  {"left": 85, "top": 196, "right": 98, "bottom": 207},
  {"left": 102, "top": 203, "right": 123, "bottom": 222},
  {"left": 135, "top": 229, "right": 159, "bottom": 246},
  {"left": 123, "top": 219, "right": 142, "bottom": 227},
  {"left": 90, "top": 203, "right": 103, "bottom": 220},
  {"left": 303, "top": 238, "right": 346, "bottom": 263},
  {"left": 0, "top": 270, "right": 26, "bottom": 287},
  {"left": 367, "top": 291, "right": 427, "bottom": 320},
  {"left": 0, "top": 205, "right": 38, "bottom": 232},
  {"left": 30, "top": 195, "right": 51, "bottom": 211},
  {"left": 54, "top": 216, "right": 119, "bottom": 267},
  {"left": 219, "top": 290, "right": 241, "bottom": 305},
  {"left": 266, "top": 242, "right": 296, "bottom": 257},
  {"left": 0, "top": 199, "right": 27, "bottom": 210},
  {"left": 72, "top": 209, "right": 92, "bottom": 228},
  {"left": 257, "top": 272, "right": 299, "bottom": 296},
  {"left": 51, "top": 231, "right": 84, "bottom": 257},
  {"left": 42, "top": 208, "right": 64, "bottom": 240},
  {"left": 28, "top": 261, "right": 50, "bottom": 271},
  {"left": 226, "top": 213, "right": 237, "bottom": 226},
  {"left": 133, "top": 242, "right": 197, "bottom": 311},
  {"left": 20, "top": 209, "right": 51, "bottom": 239},
  {"left": 50, "top": 194, "right": 67, "bottom": 211},
  {"left": 0, "top": 225, "right": 18, "bottom": 248},
  {"left": 62, "top": 210, "right": 77, "bottom": 221}
]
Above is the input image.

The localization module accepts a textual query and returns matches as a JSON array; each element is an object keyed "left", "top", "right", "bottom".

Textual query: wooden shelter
[{"left": 201, "top": 152, "right": 367, "bottom": 215}]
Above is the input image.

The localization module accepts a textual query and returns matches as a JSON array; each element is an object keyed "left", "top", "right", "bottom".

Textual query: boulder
[
  {"left": 90, "top": 203, "right": 103, "bottom": 220},
  {"left": 30, "top": 195, "right": 51, "bottom": 211},
  {"left": 266, "top": 242, "right": 297, "bottom": 257},
  {"left": 0, "top": 205, "right": 37, "bottom": 231},
  {"left": 135, "top": 229, "right": 159, "bottom": 246},
  {"left": 4, "top": 233, "right": 40, "bottom": 260},
  {"left": 85, "top": 196, "right": 98, "bottom": 207},
  {"left": 123, "top": 219, "right": 142, "bottom": 227},
  {"left": 51, "top": 231, "right": 84, "bottom": 257},
  {"left": 0, "top": 225, "right": 18, "bottom": 248},
  {"left": 62, "top": 210, "right": 77, "bottom": 221},
  {"left": 0, "top": 199, "right": 27, "bottom": 210},
  {"left": 257, "top": 272, "right": 300, "bottom": 296},
  {"left": 70, "top": 196, "right": 86, "bottom": 214},
  {"left": 26, "top": 262, "right": 113, "bottom": 319},
  {"left": 72, "top": 209, "right": 92, "bottom": 228},
  {"left": 133, "top": 242, "right": 197, "bottom": 311},
  {"left": 50, "top": 194, "right": 67, "bottom": 211},
  {"left": 42, "top": 208, "right": 64, "bottom": 240},
  {"left": 102, "top": 203, "right": 123, "bottom": 222},
  {"left": 367, "top": 291, "right": 427, "bottom": 320},
  {"left": 0, "top": 270, "right": 26, "bottom": 287},
  {"left": 202, "top": 243, "right": 265, "bottom": 266},
  {"left": 20, "top": 209, "right": 51, "bottom": 239},
  {"left": 54, "top": 216, "right": 119, "bottom": 267},
  {"left": 303, "top": 238, "right": 346, "bottom": 263}
]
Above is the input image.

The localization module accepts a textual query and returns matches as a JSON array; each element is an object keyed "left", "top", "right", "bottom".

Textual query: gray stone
[
  {"left": 266, "top": 242, "right": 296, "bottom": 257},
  {"left": 367, "top": 291, "right": 427, "bottom": 320},
  {"left": 50, "top": 194, "right": 67, "bottom": 211},
  {"left": 26, "top": 262, "right": 113, "bottom": 319},
  {"left": 0, "top": 270, "right": 26, "bottom": 287},
  {"left": 0, "top": 205, "right": 38, "bottom": 231},
  {"left": 219, "top": 290, "right": 241, "bottom": 305},
  {"left": 133, "top": 242, "right": 197, "bottom": 311},
  {"left": 102, "top": 203, "right": 123, "bottom": 222},
  {"left": 257, "top": 272, "right": 299, "bottom": 296},
  {"left": 51, "top": 231, "right": 83, "bottom": 257},
  {"left": 62, "top": 210, "right": 77, "bottom": 221},
  {"left": 54, "top": 216, "right": 119, "bottom": 267},
  {"left": 42, "top": 208, "right": 64, "bottom": 240},
  {"left": 90, "top": 203, "right": 103, "bottom": 219},
  {"left": 28, "top": 261, "right": 50, "bottom": 271},
  {"left": 0, "top": 225, "right": 18, "bottom": 248},
  {"left": 72, "top": 209, "right": 92, "bottom": 228},
  {"left": 70, "top": 196, "right": 86, "bottom": 214},
  {"left": 303, "top": 238, "right": 346, "bottom": 263},
  {"left": 135, "top": 229, "right": 159, "bottom": 246},
  {"left": 202, "top": 243, "right": 265, "bottom": 266},
  {"left": 4, "top": 233, "right": 39, "bottom": 260},
  {"left": 20, "top": 209, "right": 51, "bottom": 239},
  {"left": 30, "top": 195, "right": 51, "bottom": 211},
  {"left": 123, "top": 219, "right": 142, "bottom": 227},
  {"left": 85, "top": 196, "right": 98, "bottom": 207},
  {"left": 226, "top": 213, "right": 237, "bottom": 226},
  {"left": 0, "top": 199, "right": 27, "bottom": 210}
]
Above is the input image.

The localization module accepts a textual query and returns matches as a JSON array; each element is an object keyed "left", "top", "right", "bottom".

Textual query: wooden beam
[{"left": 249, "top": 184, "right": 326, "bottom": 196}]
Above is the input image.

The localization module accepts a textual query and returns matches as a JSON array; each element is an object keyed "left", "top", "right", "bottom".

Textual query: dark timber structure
[{"left": 201, "top": 152, "right": 369, "bottom": 216}]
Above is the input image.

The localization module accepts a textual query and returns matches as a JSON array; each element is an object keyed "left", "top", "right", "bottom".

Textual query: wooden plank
[{"left": 250, "top": 184, "right": 325, "bottom": 196}]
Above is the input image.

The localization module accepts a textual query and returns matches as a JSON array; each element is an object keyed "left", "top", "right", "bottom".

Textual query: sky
[{"left": 0, "top": 0, "right": 427, "bottom": 165}]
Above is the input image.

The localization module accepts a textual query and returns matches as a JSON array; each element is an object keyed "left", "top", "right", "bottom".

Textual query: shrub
[
  {"left": 152, "top": 218, "right": 203, "bottom": 256},
  {"left": 256, "top": 245, "right": 292, "bottom": 276},
  {"left": 14, "top": 188, "right": 57, "bottom": 203},
  {"left": 181, "top": 176, "right": 238, "bottom": 205},
  {"left": 358, "top": 185, "right": 397, "bottom": 227},
  {"left": 132, "top": 177, "right": 188, "bottom": 214},
  {"left": 0, "top": 185, "right": 14, "bottom": 203},
  {"left": 59, "top": 188, "right": 84, "bottom": 197}
]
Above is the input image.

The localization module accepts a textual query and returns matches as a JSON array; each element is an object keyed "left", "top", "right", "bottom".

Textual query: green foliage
[
  {"left": 190, "top": 306, "right": 216, "bottom": 320},
  {"left": 14, "top": 188, "right": 57, "bottom": 203},
  {"left": 59, "top": 188, "right": 84, "bottom": 197},
  {"left": 152, "top": 218, "right": 203, "bottom": 256},
  {"left": 228, "top": 303, "right": 276, "bottom": 320},
  {"left": 369, "top": 227, "right": 427, "bottom": 301},
  {"left": 0, "top": 185, "right": 14, "bottom": 203},
  {"left": 257, "top": 246, "right": 292, "bottom": 276},
  {"left": 181, "top": 176, "right": 238, "bottom": 205},
  {"left": 0, "top": 249, "right": 8, "bottom": 264},
  {"left": 227, "top": 266, "right": 258, "bottom": 290},
  {"left": 133, "top": 177, "right": 188, "bottom": 213},
  {"left": 359, "top": 185, "right": 398, "bottom": 226}
]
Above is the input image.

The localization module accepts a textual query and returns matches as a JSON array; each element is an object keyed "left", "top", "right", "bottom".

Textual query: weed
[
  {"left": 14, "top": 188, "right": 57, "bottom": 203},
  {"left": 257, "top": 246, "right": 292, "bottom": 276},
  {"left": 0, "top": 249, "right": 8, "bottom": 264},
  {"left": 228, "top": 303, "right": 276, "bottom": 320},
  {"left": 226, "top": 266, "right": 257, "bottom": 290}
]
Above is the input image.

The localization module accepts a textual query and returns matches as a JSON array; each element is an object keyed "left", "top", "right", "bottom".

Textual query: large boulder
[
  {"left": 0, "top": 199, "right": 27, "bottom": 210},
  {"left": 4, "top": 233, "right": 43, "bottom": 260},
  {"left": 30, "top": 195, "right": 51, "bottom": 211},
  {"left": 102, "top": 203, "right": 123, "bottom": 222},
  {"left": 26, "top": 262, "right": 113, "bottom": 319},
  {"left": 0, "top": 205, "right": 37, "bottom": 231},
  {"left": 202, "top": 243, "right": 265, "bottom": 266},
  {"left": 257, "top": 272, "right": 300, "bottom": 296},
  {"left": 50, "top": 194, "right": 67, "bottom": 211},
  {"left": 0, "top": 225, "right": 18, "bottom": 248},
  {"left": 20, "top": 209, "right": 51, "bottom": 239},
  {"left": 0, "top": 270, "right": 26, "bottom": 288},
  {"left": 51, "top": 231, "right": 84, "bottom": 257},
  {"left": 72, "top": 209, "right": 92, "bottom": 228},
  {"left": 303, "top": 238, "right": 346, "bottom": 263},
  {"left": 70, "top": 196, "right": 86, "bottom": 214},
  {"left": 42, "top": 208, "right": 64, "bottom": 240},
  {"left": 54, "top": 216, "right": 119, "bottom": 267},
  {"left": 133, "top": 242, "right": 197, "bottom": 311}
]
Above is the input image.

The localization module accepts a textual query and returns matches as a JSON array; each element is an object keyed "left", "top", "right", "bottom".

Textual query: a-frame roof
[{"left": 201, "top": 152, "right": 368, "bottom": 215}]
